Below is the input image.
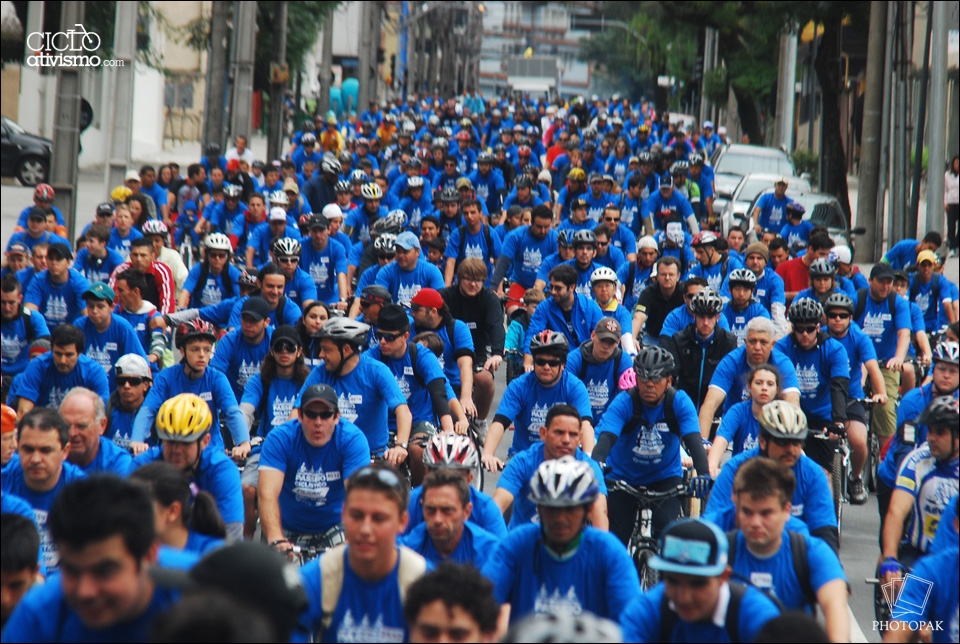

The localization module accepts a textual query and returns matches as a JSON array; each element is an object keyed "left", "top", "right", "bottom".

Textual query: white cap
[
  {"left": 115, "top": 354, "right": 152, "bottom": 379},
  {"left": 775, "top": 175, "right": 788, "bottom": 185},
  {"left": 637, "top": 235, "right": 658, "bottom": 250},
  {"left": 124, "top": 170, "right": 141, "bottom": 182},
  {"left": 538, "top": 169, "right": 552, "bottom": 185},
  {"left": 269, "top": 206, "right": 288, "bottom": 222},
  {"left": 831, "top": 245, "right": 852, "bottom": 265},
  {"left": 717, "top": 126, "right": 727, "bottom": 135},
  {"left": 322, "top": 203, "right": 344, "bottom": 220}
]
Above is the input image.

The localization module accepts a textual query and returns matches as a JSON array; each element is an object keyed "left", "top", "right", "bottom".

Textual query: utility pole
[
  {"left": 51, "top": 1, "right": 84, "bottom": 243},
  {"left": 774, "top": 31, "right": 798, "bottom": 151},
  {"left": 925, "top": 0, "right": 949, "bottom": 235},
  {"left": 202, "top": 1, "right": 230, "bottom": 151},
  {"left": 357, "top": 1, "right": 372, "bottom": 111},
  {"left": 881, "top": 0, "right": 896, "bottom": 257},
  {"left": 856, "top": 1, "right": 887, "bottom": 262},
  {"left": 318, "top": 14, "right": 334, "bottom": 115},
  {"left": 368, "top": 1, "right": 381, "bottom": 105},
  {"left": 230, "top": 0, "right": 257, "bottom": 142},
  {"left": 908, "top": 7, "right": 932, "bottom": 231},
  {"left": 267, "top": 1, "right": 288, "bottom": 162},
  {"left": 103, "top": 1, "right": 137, "bottom": 193}
]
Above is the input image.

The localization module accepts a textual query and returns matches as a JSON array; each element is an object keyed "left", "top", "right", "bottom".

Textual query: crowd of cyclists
[{"left": 0, "top": 87, "right": 958, "bottom": 643}]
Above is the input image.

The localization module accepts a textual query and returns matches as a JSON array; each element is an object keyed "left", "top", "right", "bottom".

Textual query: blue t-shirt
[
  {"left": 444, "top": 226, "right": 503, "bottom": 286},
  {"left": 374, "top": 260, "right": 446, "bottom": 308},
  {"left": 687, "top": 254, "right": 744, "bottom": 292},
  {"left": 620, "top": 581, "right": 781, "bottom": 643},
  {"left": 72, "top": 247, "right": 125, "bottom": 285},
  {"left": 641, "top": 190, "right": 695, "bottom": 232},
  {"left": 241, "top": 372, "right": 301, "bottom": 436},
  {"left": 930, "top": 494, "right": 958, "bottom": 554},
  {"left": 282, "top": 268, "right": 318, "bottom": 309},
  {"left": 16, "top": 353, "right": 110, "bottom": 409},
  {"left": 909, "top": 273, "right": 954, "bottom": 333},
  {"left": 227, "top": 295, "right": 302, "bottom": 330},
  {"left": 879, "top": 384, "right": 957, "bottom": 488},
  {"left": 565, "top": 347, "right": 633, "bottom": 419},
  {"left": 582, "top": 190, "right": 612, "bottom": 222},
  {"left": 300, "top": 545, "right": 415, "bottom": 642},
  {"left": 401, "top": 520, "right": 499, "bottom": 570},
  {"left": 300, "top": 237, "right": 347, "bottom": 305},
  {"left": 183, "top": 531, "right": 225, "bottom": 555},
  {"left": 296, "top": 355, "right": 407, "bottom": 453},
  {"left": 889, "top": 547, "right": 959, "bottom": 643},
  {"left": 131, "top": 446, "right": 244, "bottom": 525},
  {"left": 406, "top": 484, "right": 507, "bottom": 538},
  {"left": 618, "top": 261, "right": 654, "bottom": 313},
  {"left": 660, "top": 305, "right": 732, "bottom": 339},
  {"left": 720, "top": 302, "right": 771, "bottom": 346},
  {"left": 497, "top": 443, "right": 606, "bottom": 529},
  {"left": 596, "top": 388, "right": 700, "bottom": 486},
  {"left": 754, "top": 192, "right": 791, "bottom": 231},
  {"left": 106, "top": 402, "right": 137, "bottom": 451},
  {"left": 591, "top": 245, "right": 627, "bottom": 272},
  {"left": 720, "top": 268, "right": 787, "bottom": 315},
  {"left": 468, "top": 168, "right": 506, "bottom": 213},
  {"left": 706, "top": 447, "right": 837, "bottom": 533},
  {"left": 412, "top": 319, "right": 474, "bottom": 388},
  {"left": 246, "top": 222, "right": 301, "bottom": 266},
  {"left": 717, "top": 401, "right": 761, "bottom": 456},
  {"left": 709, "top": 346, "right": 800, "bottom": 412},
  {"left": 182, "top": 263, "right": 242, "bottom": 307},
  {"left": 6, "top": 230, "right": 71, "bottom": 255},
  {"left": 23, "top": 269, "right": 90, "bottom": 327},
  {"left": 500, "top": 226, "right": 559, "bottom": 289},
  {"left": 73, "top": 436, "right": 133, "bottom": 476},
  {"left": 774, "top": 336, "right": 850, "bottom": 423},
  {"left": 830, "top": 324, "right": 878, "bottom": 399},
  {"left": 366, "top": 343, "right": 448, "bottom": 429},
  {"left": 210, "top": 327, "right": 273, "bottom": 400},
  {"left": 1, "top": 310, "right": 50, "bottom": 376},
  {"left": 853, "top": 291, "right": 911, "bottom": 361},
  {"left": 259, "top": 418, "right": 370, "bottom": 533},
  {"left": 894, "top": 444, "right": 959, "bottom": 553},
  {"left": 1, "top": 459, "right": 86, "bottom": 571},
  {"left": 482, "top": 524, "right": 641, "bottom": 624},
  {"left": 523, "top": 294, "right": 605, "bottom": 356},
  {"left": 495, "top": 371, "right": 593, "bottom": 455},
  {"left": 883, "top": 239, "right": 922, "bottom": 270},
  {"left": 74, "top": 315, "right": 148, "bottom": 391},
  {"left": 729, "top": 529, "right": 846, "bottom": 611},
  {"left": 108, "top": 226, "right": 143, "bottom": 260},
  {"left": 779, "top": 220, "right": 816, "bottom": 248}
]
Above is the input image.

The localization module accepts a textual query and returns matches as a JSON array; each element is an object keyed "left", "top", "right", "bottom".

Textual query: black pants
[
  {"left": 948, "top": 203, "right": 959, "bottom": 250},
  {"left": 876, "top": 477, "right": 893, "bottom": 547},
  {"left": 608, "top": 476, "right": 683, "bottom": 546}
]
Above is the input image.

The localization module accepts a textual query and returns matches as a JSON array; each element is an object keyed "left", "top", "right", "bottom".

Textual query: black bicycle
[
  {"left": 808, "top": 424, "right": 849, "bottom": 542},
  {"left": 606, "top": 480, "right": 689, "bottom": 591},
  {"left": 852, "top": 398, "right": 880, "bottom": 493}
]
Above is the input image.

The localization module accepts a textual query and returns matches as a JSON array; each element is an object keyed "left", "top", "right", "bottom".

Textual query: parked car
[
  {"left": 709, "top": 144, "right": 797, "bottom": 200},
  {"left": 719, "top": 173, "right": 812, "bottom": 238},
  {"left": 749, "top": 187, "right": 865, "bottom": 252},
  {"left": 1, "top": 116, "right": 51, "bottom": 186}
]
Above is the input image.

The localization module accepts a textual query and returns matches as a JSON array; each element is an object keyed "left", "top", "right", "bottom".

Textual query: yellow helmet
[
  {"left": 111, "top": 185, "right": 133, "bottom": 203},
  {"left": 568, "top": 168, "right": 587, "bottom": 182},
  {"left": 156, "top": 393, "right": 212, "bottom": 443}
]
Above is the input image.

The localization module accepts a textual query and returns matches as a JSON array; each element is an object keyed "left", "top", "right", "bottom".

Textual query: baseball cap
[
  {"left": 703, "top": 120, "right": 714, "bottom": 129},
  {"left": 6, "top": 242, "right": 29, "bottom": 256},
  {"left": 308, "top": 214, "right": 329, "bottom": 230},
  {"left": 28, "top": 338, "right": 51, "bottom": 358},
  {"left": 870, "top": 263, "right": 895, "bottom": 280},
  {"left": 538, "top": 169, "right": 553, "bottom": 185},
  {"left": 241, "top": 296, "right": 270, "bottom": 321},
  {"left": 589, "top": 173, "right": 603, "bottom": 184},
  {"left": 360, "top": 285, "right": 392, "bottom": 305},
  {"left": 377, "top": 304, "right": 411, "bottom": 333},
  {"left": 321, "top": 203, "right": 344, "bottom": 220},
  {"left": 83, "top": 282, "right": 116, "bottom": 301},
  {"left": 637, "top": 236, "right": 658, "bottom": 250},
  {"left": 649, "top": 518, "right": 729, "bottom": 577},
  {"left": 917, "top": 250, "right": 938, "bottom": 265},
  {"left": 411, "top": 287, "right": 444, "bottom": 310},
  {"left": 282, "top": 178, "right": 300, "bottom": 194},
  {"left": 775, "top": 175, "right": 788, "bottom": 185},
  {"left": 572, "top": 198, "right": 588, "bottom": 210},
  {"left": 269, "top": 207, "right": 288, "bottom": 222},
  {"left": 660, "top": 174, "right": 674, "bottom": 189},
  {"left": 124, "top": 170, "right": 141, "bottom": 182},
  {"left": 396, "top": 231, "right": 421, "bottom": 251},
  {"left": 744, "top": 242, "right": 769, "bottom": 262},
  {"left": 226, "top": 158, "right": 241, "bottom": 172},
  {"left": 301, "top": 384, "right": 339, "bottom": 410},
  {"left": 893, "top": 270, "right": 910, "bottom": 283},
  {"left": 96, "top": 202, "right": 115, "bottom": 217},
  {"left": 455, "top": 177, "right": 474, "bottom": 191},
  {"left": 594, "top": 317, "right": 622, "bottom": 342},
  {"left": 270, "top": 325, "right": 301, "bottom": 349},
  {"left": 27, "top": 207, "right": 46, "bottom": 222},
  {"left": 47, "top": 242, "right": 73, "bottom": 261},
  {"left": 115, "top": 353, "right": 152, "bottom": 379},
  {"left": 830, "top": 245, "right": 852, "bottom": 265}
]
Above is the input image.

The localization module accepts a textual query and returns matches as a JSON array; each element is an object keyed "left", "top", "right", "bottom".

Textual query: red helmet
[
  {"left": 34, "top": 184, "right": 55, "bottom": 202},
  {"left": 518, "top": 145, "right": 532, "bottom": 157},
  {"left": 175, "top": 319, "right": 217, "bottom": 349},
  {"left": 455, "top": 130, "right": 471, "bottom": 141}
]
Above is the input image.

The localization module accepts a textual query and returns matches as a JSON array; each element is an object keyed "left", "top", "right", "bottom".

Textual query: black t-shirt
[
  {"left": 439, "top": 285, "right": 505, "bottom": 365},
  {"left": 636, "top": 282, "right": 685, "bottom": 337}
]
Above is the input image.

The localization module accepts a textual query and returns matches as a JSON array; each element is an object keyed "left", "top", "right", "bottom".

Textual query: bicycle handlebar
[{"left": 605, "top": 480, "right": 689, "bottom": 501}]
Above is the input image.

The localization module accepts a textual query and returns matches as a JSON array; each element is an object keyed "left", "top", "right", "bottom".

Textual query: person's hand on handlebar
[
  {"left": 689, "top": 475, "right": 713, "bottom": 499},
  {"left": 481, "top": 453, "right": 503, "bottom": 473},
  {"left": 871, "top": 391, "right": 888, "bottom": 405}
]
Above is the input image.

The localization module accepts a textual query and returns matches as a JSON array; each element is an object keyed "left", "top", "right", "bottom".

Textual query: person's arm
[
  {"left": 588, "top": 495, "right": 609, "bottom": 531},
  {"left": 491, "top": 254, "right": 513, "bottom": 288},
  {"left": 751, "top": 206, "right": 763, "bottom": 232},
  {"left": 888, "top": 328, "right": 910, "bottom": 370},
  {"left": 698, "top": 388, "right": 726, "bottom": 439},
  {"left": 707, "top": 436, "right": 729, "bottom": 479},
  {"left": 580, "top": 420, "right": 596, "bottom": 453},
  {"left": 384, "top": 404, "right": 412, "bottom": 467},
  {"left": 458, "top": 355, "right": 477, "bottom": 417},
  {"left": 632, "top": 308, "right": 648, "bottom": 341},
  {"left": 444, "top": 257, "right": 457, "bottom": 287},
  {"left": 880, "top": 489, "right": 914, "bottom": 577},
  {"left": 426, "top": 378, "right": 453, "bottom": 432},
  {"left": 337, "top": 271, "right": 350, "bottom": 304},
  {"left": 245, "top": 245, "right": 256, "bottom": 270},
  {"left": 481, "top": 420, "right": 506, "bottom": 471},
  {"left": 915, "top": 330, "right": 932, "bottom": 364},
  {"left": 864, "top": 359, "right": 888, "bottom": 403},
  {"left": 492, "top": 487, "right": 514, "bottom": 515},
  {"left": 16, "top": 398, "right": 34, "bottom": 419},
  {"left": 448, "top": 397, "right": 469, "bottom": 435},
  {"left": 817, "top": 579, "right": 851, "bottom": 644},
  {"left": 257, "top": 468, "right": 293, "bottom": 553}
]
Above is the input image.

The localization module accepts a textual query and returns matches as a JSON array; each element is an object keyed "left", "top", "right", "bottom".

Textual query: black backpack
[
  {"left": 725, "top": 529, "right": 818, "bottom": 612},
  {"left": 191, "top": 263, "right": 235, "bottom": 306},
  {"left": 576, "top": 343, "right": 623, "bottom": 383},
  {"left": 622, "top": 386, "right": 682, "bottom": 440},
  {"left": 853, "top": 287, "right": 896, "bottom": 322},
  {"left": 658, "top": 581, "right": 751, "bottom": 642}
]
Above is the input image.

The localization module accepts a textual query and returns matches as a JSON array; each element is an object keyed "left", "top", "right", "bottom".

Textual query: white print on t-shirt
[
  {"left": 586, "top": 378, "right": 610, "bottom": 412},
  {"left": 861, "top": 311, "right": 891, "bottom": 337},
  {"left": 33, "top": 509, "right": 59, "bottom": 571},
  {"left": 528, "top": 402, "right": 549, "bottom": 437},
  {"left": 338, "top": 393, "right": 360, "bottom": 423},
  {"left": 397, "top": 283, "right": 420, "bottom": 307},
  {"left": 201, "top": 279, "right": 223, "bottom": 306},
  {"left": 337, "top": 610, "right": 404, "bottom": 643},
  {"left": 797, "top": 364, "right": 820, "bottom": 395},
  {"left": 1, "top": 333, "right": 26, "bottom": 363},
  {"left": 292, "top": 463, "right": 341, "bottom": 506},
  {"left": 310, "top": 259, "right": 329, "bottom": 286},
  {"left": 272, "top": 396, "right": 294, "bottom": 426},
  {"left": 45, "top": 294, "right": 68, "bottom": 324},
  {"left": 534, "top": 584, "right": 583, "bottom": 615},
  {"left": 522, "top": 247, "right": 543, "bottom": 272},
  {"left": 634, "top": 422, "right": 666, "bottom": 461},
  {"left": 464, "top": 242, "right": 483, "bottom": 260},
  {"left": 87, "top": 345, "right": 113, "bottom": 373},
  {"left": 238, "top": 359, "right": 259, "bottom": 387}
]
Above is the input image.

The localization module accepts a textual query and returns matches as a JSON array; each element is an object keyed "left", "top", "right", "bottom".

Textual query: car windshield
[
  {"left": 2, "top": 117, "right": 26, "bottom": 135},
  {"left": 736, "top": 178, "right": 780, "bottom": 202},
  {"left": 716, "top": 153, "right": 792, "bottom": 176}
]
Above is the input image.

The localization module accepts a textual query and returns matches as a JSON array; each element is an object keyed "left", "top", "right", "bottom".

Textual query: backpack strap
[
  {"left": 275, "top": 296, "right": 286, "bottom": 326},
  {"left": 658, "top": 592, "right": 681, "bottom": 643},
  {"left": 788, "top": 530, "right": 818, "bottom": 611},
  {"left": 578, "top": 344, "right": 589, "bottom": 381},
  {"left": 854, "top": 288, "right": 868, "bottom": 322},
  {"left": 887, "top": 292, "right": 896, "bottom": 318},
  {"left": 623, "top": 387, "right": 681, "bottom": 439},
  {"left": 22, "top": 307, "right": 35, "bottom": 344},
  {"left": 396, "top": 545, "right": 429, "bottom": 604},
  {"left": 319, "top": 544, "right": 347, "bottom": 633},
  {"left": 625, "top": 262, "right": 637, "bottom": 298},
  {"left": 191, "top": 262, "right": 211, "bottom": 305},
  {"left": 725, "top": 581, "right": 746, "bottom": 643}
]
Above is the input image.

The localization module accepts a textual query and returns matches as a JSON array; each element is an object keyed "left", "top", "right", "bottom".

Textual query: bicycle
[
  {"left": 606, "top": 480, "right": 689, "bottom": 591},
  {"left": 808, "top": 423, "right": 849, "bottom": 542},
  {"left": 851, "top": 398, "right": 879, "bottom": 493},
  {"left": 466, "top": 415, "right": 486, "bottom": 492}
]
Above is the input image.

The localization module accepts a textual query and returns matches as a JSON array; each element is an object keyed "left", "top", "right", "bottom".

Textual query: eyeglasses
[
  {"left": 376, "top": 331, "right": 403, "bottom": 342},
  {"left": 301, "top": 408, "right": 336, "bottom": 421},
  {"left": 272, "top": 341, "right": 298, "bottom": 353},
  {"left": 116, "top": 376, "right": 146, "bottom": 387},
  {"left": 596, "top": 241, "right": 610, "bottom": 247},
  {"left": 207, "top": 252, "right": 227, "bottom": 260},
  {"left": 278, "top": 257, "right": 298, "bottom": 264},
  {"left": 534, "top": 357, "right": 561, "bottom": 367},
  {"left": 826, "top": 312, "right": 850, "bottom": 320},
  {"left": 377, "top": 253, "right": 396, "bottom": 261},
  {"left": 794, "top": 325, "right": 818, "bottom": 335},
  {"left": 603, "top": 217, "right": 620, "bottom": 223}
]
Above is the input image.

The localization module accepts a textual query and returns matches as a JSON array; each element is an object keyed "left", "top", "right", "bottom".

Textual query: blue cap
[
  {"left": 649, "top": 518, "right": 729, "bottom": 577},
  {"left": 396, "top": 231, "right": 421, "bottom": 251}
]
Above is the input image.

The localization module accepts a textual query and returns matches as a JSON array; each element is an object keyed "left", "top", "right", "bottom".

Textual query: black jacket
[
  {"left": 440, "top": 285, "right": 505, "bottom": 366},
  {"left": 661, "top": 324, "right": 738, "bottom": 410}
]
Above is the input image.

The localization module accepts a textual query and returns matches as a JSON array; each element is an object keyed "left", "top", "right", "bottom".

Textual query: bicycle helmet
[
  {"left": 238, "top": 271, "right": 259, "bottom": 288},
  {"left": 349, "top": 170, "right": 367, "bottom": 185},
  {"left": 518, "top": 145, "right": 532, "bottom": 157},
  {"left": 477, "top": 152, "right": 495, "bottom": 164},
  {"left": 727, "top": 268, "right": 757, "bottom": 289},
  {"left": 428, "top": 115, "right": 440, "bottom": 126},
  {"left": 455, "top": 130, "right": 470, "bottom": 142},
  {"left": 374, "top": 233, "right": 397, "bottom": 255},
  {"left": 439, "top": 187, "right": 460, "bottom": 203},
  {"left": 823, "top": 292, "right": 854, "bottom": 314},
  {"left": 334, "top": 179, "right": 352, "bottom": 193},
  {"left": 205, "top": 143, "right": 221, "bottom": 157},
  {"left": 590, "top": 266, "right": 618, "bottom": 286},
  {"left": 142, "top": 219, "right": 169, "bottom": 237},
  {"left": 268, "top": 190, "right": 289, "bottom": 207},
  {"left": 515, "top": 175, "right": 534, "bottom": 190},
  {"left": 785, "top": 202, "right": 805, "bottom": 216},
  {"left": 402, "top": 120, "right": 416, "bottom": 134},
  {"left": 689, "top": 288, "right": 724, "bottom": 316},
  {"left": 204, "top": 233, "right": 232, "bottom": 253},
  {"left": 493, "top": 143, "right": 506, "bottom": 154},
  {"left": 915, "top": 396, "right": 959, "bottom": 430},
  {"left": 384, "top": 209, "right": 408, "bottom": 231},
  {"left": 301, "top": 133, "right": 317, "bottom": 146},
  {"left": 422, "top": 433, "right": 479, "bottom": 470},
  {"left": 34, "top": 183, "right": 55, "bottom": 201},
  {"left": 115, "top": 353, "right": 152, "bottom": 379},
  {"left": 111, "top": 185, "right": 133, "bottom": 203},
  {"left": 175, "top": 319, "right": 217, "bottom": 349},
  {"left": 932, "top": 341, "right": 959, "bottom": 366},
  {"left": 808, "top": 258, "right": 836, "bottom": 278},
  {"left": 788, "top": 297, "right": 824, "bottom": 325},
  {"left": 632, "top": 345, "right": 675, "bottom": 381},
  {"left": 691, "top": 231, "right": 719, "bottom": 247},
  {"left": 434, "top": 137, "right": 448, "bottom": 149},
  {"left": 567, "top": 168, "right": 587, "bottom": 182},
  {"left": 556, "top": 230, "right": 571, "bottom": 248},
  {"left": 314, "top": 317, "right": 370, "bottom": 348},
  {"left": 759, "top": 400, "right": 809, "bottom": 440},
  {"left": 528, "top": 456, "right": 599, "bottom": 507},
  {"left": 571, "top": 229, "right": 598, "bottom": 248},
  {"left": 529, "top": 330, "right": 569, "bottom": 358},
  {"left": 670, "top": 160, "right": 689, "bottom": 176},
  {"left": 156, "top": 393, "right": 213, "bottom": 443},
  {"left": 320, "top": 156, "right": 342, "bottom": 175},
  {"left": 360, "top": 182, "right": 383, "bottom": 200},
  {"left": 272, "top": 237, "right": 301, "bottom": 258},
  {"left": 503, "top": 612, "right": 622, "bottom": 644},
  {"left": 96, "top": 202, "right": 114, "bottom": 217},
  {"left": 223, "top": 184, "right": 243, "bottom": 199},
  {"left": 638, "top": 150, "right": 654, "bottom": 164},
  {"left": 407, "top": 175, "right": 425, "bottom": 190},
  {"left": 689, "top": 152, "right": 705, "bottom": 166}
]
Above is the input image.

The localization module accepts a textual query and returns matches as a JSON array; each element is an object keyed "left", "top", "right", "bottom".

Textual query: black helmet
[
  {"left": 931, "top": 341, "right": 959, "bottom": 367},
  {"left": 175, "top": 319, "right": 217, "bottom": 349},
  {"left": 689, "top": 288, "right": 724, "bottom": 316},
  {"left": 789, "top": 297, "right": 824, "bottom": 325},
  {"left": 633, "top": 345, "right": 675, "bottom": 381},
  {"left": 823, "top": 292, "right": 854, "bottom": 314},
  {"left": 915, "top": 396, "right": 959, "bottom": 431},
  {"left": 529, "top": 330, "right": 569, "bottom": 358},
  {"left": 439, "top": 187, "right": 460, "bottom": 203},
  {"left": 808, "top": 258, "right": 836, "bottom": 278},
  {"left": 556, "top": 230, "right": 571, "bottom": 248},
  {"left": 571, "top": 229, "right": 598, "bottom": 248},
  {"left": 205, "top": 143, "right": 221, "bottom": 157}
]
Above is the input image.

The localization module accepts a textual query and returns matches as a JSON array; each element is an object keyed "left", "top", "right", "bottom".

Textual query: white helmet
[
  {"left": 528, "top": 456, "right": 599, "bottom": 508},
  {"left": 637, "top": 235, "right": 658, "bottom": 250},
  {"left": 422, "top": 433, "right": 479, "bottom": 470},
  {"left": 268, "top": 190, "right": 289, "bottom": 206},
  {"left": 590, "top": 266, "right": 618, "bottom": 286},
  {"left": 830, "top": 245, "right": 852, "bottom": 265},
  {"left": 205, "top": 233, "right": 232, "bottom": 252},
  {"left": 142, "top": 219, "right": 169, "bottom": 236},
  {"left": 759, "top": 401, "right": 809, "bottom": 440},
  {"left": 321, "top": 203, "right": 344, "bottom": 221}
]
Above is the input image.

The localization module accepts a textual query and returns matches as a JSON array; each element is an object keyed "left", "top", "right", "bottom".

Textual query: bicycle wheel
[
  {"left": 873, "top": 575, "right": 892, "bottom": 624},
  {"left": 867, "top": 432, "right": 880, "bottom": 492},
  {"left": 467, "top": 419, "right": 486, "bottom": 492},
  {"left": 635, "top": 547, "right": 660, "bottom": 592},
  {"left": 831, "top": 450, "right": 843, "bottom": 540}
]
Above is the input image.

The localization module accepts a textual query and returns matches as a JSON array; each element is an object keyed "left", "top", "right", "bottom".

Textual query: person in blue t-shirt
[
  {"left": 493, "top": 404, "right": 607, "bottom": 530},
  {"left": 492, "top": 206, "right": 558, "bottom": 305},
  {"left": 722, "top": 242, "right": 789, "bottom": 335},
  {"left": 210, "top": 296, "right": 273, "bottom": 400},
  {"left": 224, "top": 266, "right": 302, "bottom": 330},
  {"left": 482, "top": 331, "right": 594, "bottom": 470},
  {"left": 0, "top": 275, "right": 51, "bottom": 392},
  {"left": 410, "top": 288, "right": 476, "bottom": 411},
  {"left": 300, "top": 213, "right": 349, "bottom": 306},
  {"left": 620, "top": 518, "right": 782, "bottom": 643},
  {"left": 688, "top": 230, "right": 742, "bottom": 292},
  {"left": 908, "top": 250, "right": 957, "bottom": 333},
  {"left": 727, "top": 457, "right": 850, "bottom": 640},
  {"left": 659, "top": 279, "right": 733, "bottom": 340},
  {"left": 892, "top": 270, "right": 935, "bottom": 392},
  {"left": 14, "top": 324, "right": 110, "bottom": 416},
  {"left": 721, "top": 268, "right": 772, "bottom": 346},
  {"left": 105, "top": 354, "right": 153, "bottom": 451},
  {"left": 299, "top": 465, "right": 429, "bottom": 643},
  {"left": 72, "top": 224, "right": 124, "bottom": 285},
  {"left": 618, "top": 236, "right": 658, "bottom": 313},
  {"left": 706, "top": 400, "right": 840, "bottom": 552},
  {"left": 59, "top": 388, "right": 132, "bottom": 476},
  {"left": 74, "top": 282, "right": 148, "bottom": 391},
  {"left": 885, "top": 541, "right": 959, "bottom": 644},
  {"left": 555, "top": 198, "right": 595, "bottom": 237},
  {"left": 708, "top": 364, "right": 781, "bottom": 477},
  {"left": 179, "top": 233, "right": 242, "bottom": 309},
  {"left": 482, "top": 456, "right": 639, "bottom": 625},
  {"left": 7, "top": 208, "right": 71, "bottom": 256},
  {"left": 778, "top": 203, "right": 816, "bottom": 249},
  {"left": 641, "top": 173, "right": 698, "bottom": 235},
  {"left": 375, "top": 232, "right": 446, "bottom": 308},
  {"left": 0, "top": 475, "right": 180, "bottom": 643},
  {"left": 269, "top": 237, "right": 318, "bottom": 311},
  {"left": 443, "top": 199, "right": 501, "bottom": 288},
  {"left": 881, "top": 232, "right": 942, "bottom": 271},
  {"left": 245, "top": 209, "right": 301, "bottom": 269},
  {"left": 259, "top": 384, "right": 370, "bottom": 556},
  {"left": 23, "top": 243, "right": 89, "bottom": 328},
  {"left": 566, "top": 317, "right": 633, "bottom": 419},
  {"left": 0, "top": 510, "right": 40, "bottom": 625},
  {"left": 751, "top": 176, "right": 791, "bottom": 233},
  {"left": 592, "top": 345, "right": 712, "bottom": 545}
]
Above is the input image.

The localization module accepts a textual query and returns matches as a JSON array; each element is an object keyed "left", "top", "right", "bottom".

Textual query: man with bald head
[{"left": 59, "top": 387, "right": 132, "bottom": 475}]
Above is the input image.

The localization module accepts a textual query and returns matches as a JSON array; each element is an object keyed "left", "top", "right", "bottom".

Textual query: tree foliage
[{"left": 253, "top": 2, "right": 340, "bottom": 92}]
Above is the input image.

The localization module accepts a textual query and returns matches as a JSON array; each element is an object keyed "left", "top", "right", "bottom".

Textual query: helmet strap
[{"left": 539, "top": 515, "right": 586, "bottom": 560}]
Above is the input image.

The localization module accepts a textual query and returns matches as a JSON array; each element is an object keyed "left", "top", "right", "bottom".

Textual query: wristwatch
[{"left": 396, "top": 442, "right": 409, "bottom": 450}]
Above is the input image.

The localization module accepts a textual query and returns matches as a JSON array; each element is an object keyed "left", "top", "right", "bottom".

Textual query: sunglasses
[
  {"left": 301, "top": 408, "right": 336, "bottom": 421},
  {"left": 596, "top": 241, "right": 610, "bottom": 247},
  {"left": 376, "top": 331, "right": 403, "bottom": 342},
  {"left": 768, "top": 436, "right": 804, "bottom": 448},
  {"left": 794, "top": 325, "right": 818, "bottom": 335},
  {"left": 534, "top": 357, "right": 561, "bottom": 367},
  {"left": 278, "top": 257, "right": 298, "bottom": 264},
  {"left": 272, "top": 341, "right": 298, "bottom": 353},
  {"left": 116, "top": 376, "right": 146, "bottom": 387},
  {"left": 207, "top": 252, "right": 227, "bottom": 260},
  {"left": 826, "top": 312, "right": 850, "bottom": 320},
  {"left": 360, "top": 300, "right": 380, "bottom": 308},
  {"left": 603, "top": 217, "right": 620, "bottom": 223},
  {"left": 663, "top": 573, "right": 710, "bottom": 588},
  {"left": 377, "top": 253, "right": 396, "bottom": 261}
]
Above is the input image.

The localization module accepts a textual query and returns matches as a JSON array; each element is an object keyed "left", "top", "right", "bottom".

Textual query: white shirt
[{"left": 226, "top": 147, "right": 257, "bottom": 165}]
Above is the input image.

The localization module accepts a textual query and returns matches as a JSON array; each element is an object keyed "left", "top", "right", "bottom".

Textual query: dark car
[{"left": 1, "top": 116, "right": 52, "bottom": 186}]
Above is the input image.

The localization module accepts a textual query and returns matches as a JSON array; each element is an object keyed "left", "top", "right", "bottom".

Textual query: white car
[{"left": 720, "top": 173, "right": 812, "bottom": 238}]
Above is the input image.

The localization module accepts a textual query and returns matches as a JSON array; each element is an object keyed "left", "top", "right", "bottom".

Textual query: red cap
[
  {"left": 410, "top": 288, "right": 444, "bottom": 309},
  {"left": 226, "top": 159, "right": 241, "bottom": 172}
]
